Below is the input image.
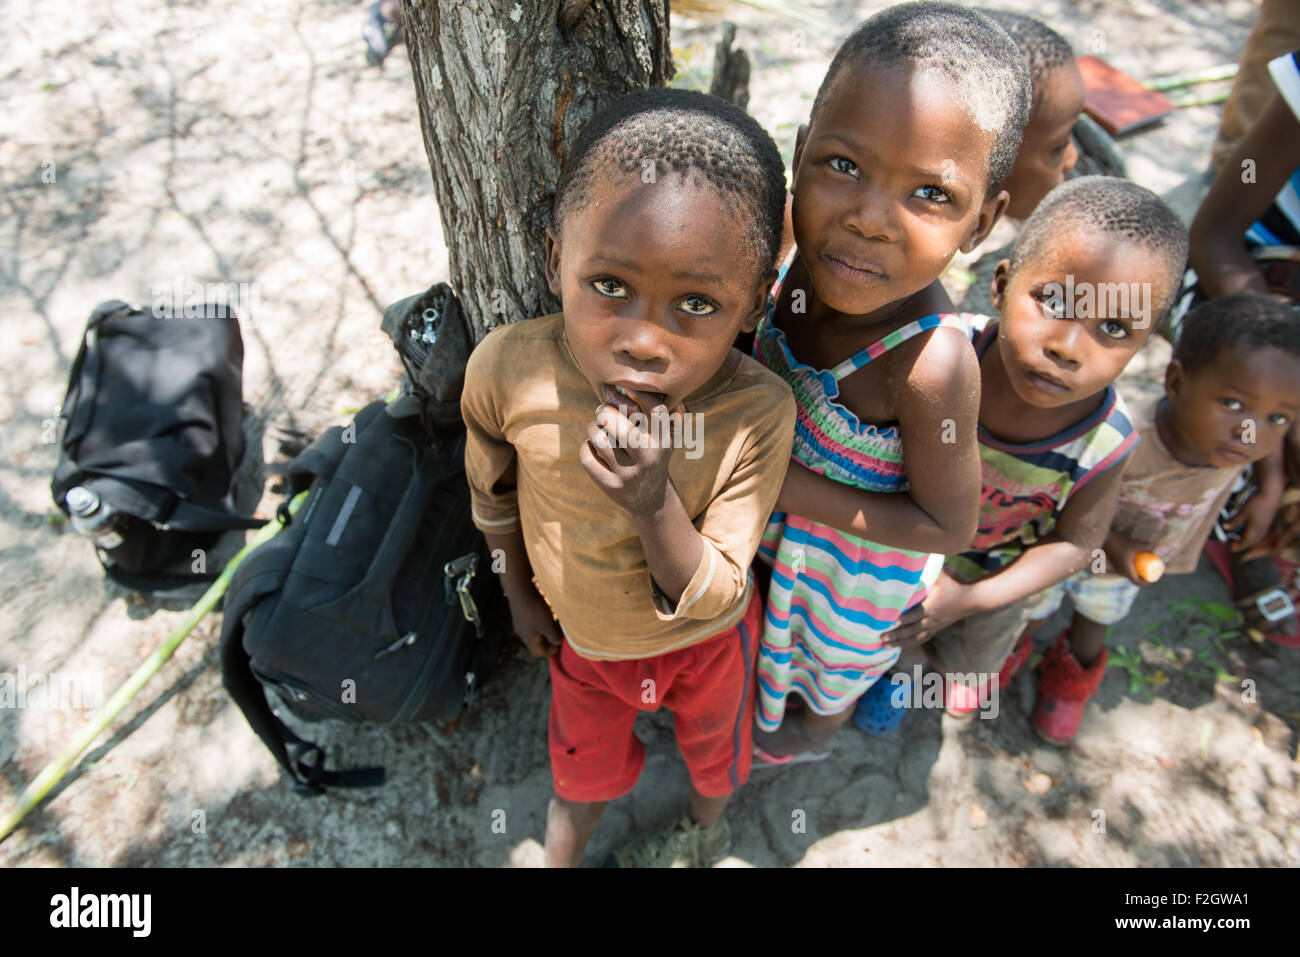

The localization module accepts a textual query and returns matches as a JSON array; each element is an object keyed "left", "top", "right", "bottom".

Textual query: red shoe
[
  {"left": 1033, "top": 632, "right": 1108, "bottom": 746},
  {"left": 996, "top": 631, "right": 1034, "bottom": 688}
]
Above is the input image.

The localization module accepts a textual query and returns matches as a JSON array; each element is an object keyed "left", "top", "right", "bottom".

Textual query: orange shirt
[{"left": 462, "top": 312, "right": 795, "bottom": 660}]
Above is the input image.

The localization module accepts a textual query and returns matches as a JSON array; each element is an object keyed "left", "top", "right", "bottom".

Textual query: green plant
[{"left": 1109, "top": 644, "right": 1166, "bottom": 699}]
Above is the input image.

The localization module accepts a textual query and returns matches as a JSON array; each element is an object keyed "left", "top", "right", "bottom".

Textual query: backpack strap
[
  {"left": 165, "top": 499, "right": 267, "bottom": 532},
  {"left": 102, "top": 561, "right": 220, "bottom": 600},
  {"left": 220, "top": 625, "right": 386, "bottom": 795},
  {"left": 218, "top": 515, "right": 386, "bottom": 794}
]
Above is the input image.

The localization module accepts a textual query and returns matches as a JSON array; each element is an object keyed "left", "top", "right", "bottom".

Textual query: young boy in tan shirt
[{"left": 462, "top": 88, "right": 795, "bottom": 867}]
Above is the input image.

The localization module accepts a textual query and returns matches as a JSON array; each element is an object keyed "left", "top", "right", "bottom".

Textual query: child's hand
[
  {"left": 579, "top": 396, "right": 681, "bottom": 518},
  {"left": 1102, "top": 532, "right": 1151, "bottom": 587},
  {"left": 1241, "top": 499, "right": 1300, "bottom": 561},
  {"left": 505, "top": 583, "right": 563, "bottom": 658},
  {"left": 1227, "top": 481, "right": 1285, "bottom": 557},
  {"left": 881, "top": 573, "right": 972, "bottom": 649}
]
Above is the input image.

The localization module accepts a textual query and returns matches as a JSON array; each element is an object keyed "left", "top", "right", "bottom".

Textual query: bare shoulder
[{"left": 898, "top": 321, "right": 980, "bottom": 400}]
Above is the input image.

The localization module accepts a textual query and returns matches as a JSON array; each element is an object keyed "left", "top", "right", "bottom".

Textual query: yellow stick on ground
[{"left": 0, "top": 491, "right": 309, "bottom": 844}]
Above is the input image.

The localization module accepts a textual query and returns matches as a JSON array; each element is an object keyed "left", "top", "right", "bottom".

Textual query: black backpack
[
  {"left": 219, "top": 285, "right": 507, "bottom": 794},
  {"left": 51, "top": 300, "right": 266, "bottom": 598}
]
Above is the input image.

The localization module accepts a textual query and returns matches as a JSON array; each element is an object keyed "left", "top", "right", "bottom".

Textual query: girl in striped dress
[
  {"left": 746, "top": 2, "right": 1034, "bottom": 762},
  {"left": 751, "top": 252, "right": 983, "bottom": 761}
]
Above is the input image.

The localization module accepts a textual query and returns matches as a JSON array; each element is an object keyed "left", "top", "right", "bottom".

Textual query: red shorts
[{"left": 547, "top": 588, "right": 762, "bottom": 803}]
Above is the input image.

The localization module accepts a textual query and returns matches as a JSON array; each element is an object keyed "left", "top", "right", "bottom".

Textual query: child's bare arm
[
  {"left": 484, "top": 529, "right": 564, "bottom": 657},
  {"left": 970, "top": 460, "right": 1125, "bottom": 606},
  {"left": 629, "top": 487, "right": 705, "bottom": 608},
  {"left": 579, "top": 400, "right": 703, "bottom": 606},
  {"left": 885, "top": 459, "right": 1127, "bottom": 647},
  {"left": 776, "top": 327, "right": 981, "bottom": 554},
  {"left": 1189, "top": 93, "right": 1300, "bottom": 299}
]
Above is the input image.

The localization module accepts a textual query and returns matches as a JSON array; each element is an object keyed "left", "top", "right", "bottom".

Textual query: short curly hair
[
  {"left": 809, "top": 1, "right": 1032, "bottom": 195},
  {"left": 981, "top": 9, "right": 1075, "bottom": 117},
  {"left": 552, "top": 87, "right": 787, "bottom": 283},
  {"left": 1174, "top": 293, "right": 1300, "bottom": 374},
  {"left": 1009, "top": 176, "right": 1189, "bottom": 317}
]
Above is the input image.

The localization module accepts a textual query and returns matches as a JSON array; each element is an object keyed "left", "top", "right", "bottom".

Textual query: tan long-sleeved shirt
[{"left": 462, "top": 312, "right": 795, "bottom": 661}]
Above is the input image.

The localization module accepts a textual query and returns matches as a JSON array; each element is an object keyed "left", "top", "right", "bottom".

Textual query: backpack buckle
[{"left": 444, "top": 553, "right": 484, "bottom": 638}]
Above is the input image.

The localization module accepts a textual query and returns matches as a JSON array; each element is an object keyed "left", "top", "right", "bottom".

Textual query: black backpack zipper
[{"left": 252, "top": 666, "right": 356, "bottom": 721}]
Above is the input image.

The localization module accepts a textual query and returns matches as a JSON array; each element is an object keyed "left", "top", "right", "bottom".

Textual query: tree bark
[{"left": 401, "top": 0, "right": 673, "bottom": 341}]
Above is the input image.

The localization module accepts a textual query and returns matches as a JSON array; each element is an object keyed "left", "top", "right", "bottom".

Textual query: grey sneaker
[{"left": 601, "top": 813, "right": 732, "bottom": 868}]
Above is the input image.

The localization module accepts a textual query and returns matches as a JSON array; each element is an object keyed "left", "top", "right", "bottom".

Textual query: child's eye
[
  {"left": 1052, "top": 140, "right": 1071, "bottom": 156},
  {"left": 1270, "top": 413, "right": 1290, "bottom": 426},
  {"left": 912, "top": 185, "right": 951, "bottom": 204},
  {"left": 1220, "top": 397, "right": 1244, "bottom": 412},
  {"left": 679, "top": 295, "right": 718, "bottom": 317},
  {"left": 1099, "top": 319, "right": 1129, "bottom": 340},
  {"left": 829, "top": 156, "right": 860, "bottom": 178},
  {"left": 591, "top": 278, "right": 628, "bottom": 299},
  {"left": 1034, "top": 289, "right": 1065, "bottom": 318}
]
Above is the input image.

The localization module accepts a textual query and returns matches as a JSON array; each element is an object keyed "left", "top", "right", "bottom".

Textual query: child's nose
[
  {"left": 1044, "top": 321, "right": 1083, "bottom": 369},
  {"left": 614, "top": 315, "right": 670, "bottom": 365},
  {"left": 842, "top": 184, "right": 897, "bottom": 241}
]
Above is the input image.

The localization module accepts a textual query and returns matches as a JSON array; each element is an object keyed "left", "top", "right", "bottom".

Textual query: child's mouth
[
  {"left": 1022, "top": 366, "right": 1070, "bottom": 396},
  {"left": 823, "top": 252, "right": 886, "bottom": 286},
  {"left": 603, "top": 382, "right": 668, "bottom": 417}
]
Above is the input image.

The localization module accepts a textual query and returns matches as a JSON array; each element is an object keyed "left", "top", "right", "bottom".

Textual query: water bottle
[{"left": 66, "top": 486, "right": 125, "bottom": 551}]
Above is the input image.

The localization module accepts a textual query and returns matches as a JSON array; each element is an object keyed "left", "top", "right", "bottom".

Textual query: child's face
[
  {"left": 1164, "top": 346, "right": 1300, "bottom": 469},
  {"left": 790, "top": 63, "right": 1009, "bottom": 318},
  {"left": 545, "top": 171, "right": 772, "bottom": 415},
  {"left": 1001, "top": 63, "right": 1084, "bottom": 221},
  {"left": 991, "top": 228, "right": 1170, "bottom": 408}
]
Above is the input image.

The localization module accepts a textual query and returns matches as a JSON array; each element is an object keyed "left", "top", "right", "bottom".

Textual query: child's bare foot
[{"left": 754, "top": 714, "right": 837, "bottom": 760}]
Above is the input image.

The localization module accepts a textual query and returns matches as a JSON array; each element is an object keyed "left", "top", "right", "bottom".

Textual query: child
[
  {"left": 954, "top": 10, "right": 1086, "bottom": 319},
  {"left": 982, "top": 9, "right": 1085, "bottom": 221},
  {"left": 1000, "top": 293, "right": 1300, "bottom": 741},
  {"left": 749, "top": 2, "right": 1030, "bottom": 757},
  {"left": 881, "top": 176, "right": 1190, "bottom": 744},
  {"left": 461, "top": 88, "right": 796, "bottom": 867},
  {"left": 1183, "top": 49, "right": 1300, "bottom": 631}
]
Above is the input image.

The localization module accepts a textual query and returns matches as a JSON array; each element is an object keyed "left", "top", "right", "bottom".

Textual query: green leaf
[{"left": 1204, "top": 602, "right": 1239, "bottom": 623}]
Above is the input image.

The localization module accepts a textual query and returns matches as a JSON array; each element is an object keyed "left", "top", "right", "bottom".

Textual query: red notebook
[{"left": 1077, "top": 55, "right": 1175, "bottom": 137}]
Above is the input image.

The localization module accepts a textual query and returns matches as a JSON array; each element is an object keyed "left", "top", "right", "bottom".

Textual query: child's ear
[
  {"left": 741, "top": 267, "right": 778, "bottom": 333},
  {"left": 791, "top": 124, "right": 809, "bottom": 179},
  {"left": 544, "top": 226, "right": 563, "bottom": 298},
  {"left": 961, "top": 188, "right": 1011, "bottom": 254},
  {"left": 1165, "top": 358, "right": 1185, "bottom": 400},
  {"left": 990, "top": 258, "right": 1011, "bottom": 311}
]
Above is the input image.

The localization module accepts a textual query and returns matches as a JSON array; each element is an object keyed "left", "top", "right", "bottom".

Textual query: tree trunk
[{"left": 401, "top": 0, "right": 673, "bottom": 341}]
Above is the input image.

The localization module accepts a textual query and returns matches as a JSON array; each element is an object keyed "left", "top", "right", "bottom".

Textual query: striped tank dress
[{"left": 751, "top": 254, "right": 969, "bottom": 730}]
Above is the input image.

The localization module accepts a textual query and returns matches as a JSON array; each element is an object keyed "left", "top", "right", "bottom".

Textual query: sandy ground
[{"left": 2, "top": 0, "right": 1298, "bottom": 867}]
